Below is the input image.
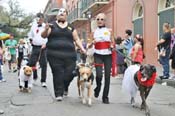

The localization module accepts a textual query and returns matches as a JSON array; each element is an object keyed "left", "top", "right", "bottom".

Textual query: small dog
[
  {"left": 77, "top": 63, "right": 94, "bottom": 106},
  {"left": 18, "top": 65, "right": 33, "bottom": 93},
  {"left": 122, "top": 64, "right": 157, "bottom": 116}
]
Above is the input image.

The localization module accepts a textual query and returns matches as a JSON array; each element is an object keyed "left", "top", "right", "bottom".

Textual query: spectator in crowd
[
  {"left": 17, "top": 39, "right": 25, "bottom": 70},
  {"left": 5, "top": 34, "right": 18, "bottom": 72},
  {"left": 115, "top": 36, "right": 127, "bottom": 75},
  {"left": 130, "top": 34, "right": 144, "bottom": 64},
  {"left": 123, "top": 29, "right": 134, "bottom": 67},
  {"left": 41, "top": 8, "right": 86, "bottom": 101},
  {"left": 156, "top": 22, "right": 171, "bottom": 80},
  {"left": 0, "top": 40, "right": 5, "bottom": 82},
  {"left": 169, "top": 28, "right": 175, "bottom": 80}
]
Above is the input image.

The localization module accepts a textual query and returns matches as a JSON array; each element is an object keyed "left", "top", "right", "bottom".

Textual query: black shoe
[
  {"left": 13, "top": 69, "right": 17, "bottom": 73},
  {"left": 159, "top": 76, "right": 163, "bottom": 80},
  {"left": 94, "top": 92, "right": 98, "bottom": 98},
  {"left": 102, "top": 98, "right": 109, "bottom": 104},
  {"left": 94, "top": 89, "right": 99, "bottom": 98},
  {"left": 163, "top": 76, "right": 169, "bottom": 79},
  {"left": 159, "top": 76, "right": 169, "bottom": 80}
]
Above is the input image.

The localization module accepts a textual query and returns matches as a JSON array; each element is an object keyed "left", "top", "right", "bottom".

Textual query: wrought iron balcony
[
  {"left": 81, "top": 0, "right": 109, "bottom": 13},
  {"left": 67, "top": 8, "right": 88, "bottom": 25}
]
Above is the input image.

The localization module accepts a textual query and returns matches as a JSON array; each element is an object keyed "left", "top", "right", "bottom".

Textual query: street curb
[{"left": 156, "top": 78, "right": 175, "bottom": 88}]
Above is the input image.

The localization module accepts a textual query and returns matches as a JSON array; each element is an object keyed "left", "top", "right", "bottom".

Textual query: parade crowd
[{"left": 0, "top": 8, "right": 175, "bottom": 105}]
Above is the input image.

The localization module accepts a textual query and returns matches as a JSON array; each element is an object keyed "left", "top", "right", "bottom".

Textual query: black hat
[{"left": 36, "top": 13, "right": 44, "bottom": 18}]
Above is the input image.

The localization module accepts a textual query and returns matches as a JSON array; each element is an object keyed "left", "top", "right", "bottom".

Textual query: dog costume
[
  {"left": 19, "top": 66, "right": 33, "bottom": 89},
  {"left": 122, "top": 64, "right": 140, "bottom": 98}
]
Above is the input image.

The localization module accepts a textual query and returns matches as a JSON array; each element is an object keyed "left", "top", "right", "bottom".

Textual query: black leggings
[
  {"left": 94, "top": 53, "right": 112, "bottom": 99},
  {"left": 47, "top": 56, "right": 76, "bottom": 97}
]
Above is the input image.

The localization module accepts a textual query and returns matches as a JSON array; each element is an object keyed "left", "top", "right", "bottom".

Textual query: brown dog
[
  {"left": 18, "top": 66, "right": 33, "bottom": 93},
  {"left": 77, "top": 63, "right": 94, "bottom": 106}
]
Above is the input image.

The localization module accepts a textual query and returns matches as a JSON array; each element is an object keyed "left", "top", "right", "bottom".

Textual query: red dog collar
[{"left": 137, "top": 71, "right": 157, "bottom": 87}]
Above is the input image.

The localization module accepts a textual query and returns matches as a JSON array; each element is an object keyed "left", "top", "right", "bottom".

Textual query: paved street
[{"left": 0, "top": 64, "right": 175, "bottom": 116}]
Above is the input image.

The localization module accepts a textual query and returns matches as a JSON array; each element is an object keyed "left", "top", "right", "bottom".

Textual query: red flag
[{"left": 112, "top": 44, "right": 117, "bottom": 77}]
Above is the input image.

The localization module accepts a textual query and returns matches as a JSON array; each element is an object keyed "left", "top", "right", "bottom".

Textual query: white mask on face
[{"left": 58, "top": 8, "right": 66, "bottom": 16}]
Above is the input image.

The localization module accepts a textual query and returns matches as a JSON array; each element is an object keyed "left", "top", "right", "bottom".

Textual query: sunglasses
[{"left": 96, "top": 18, "right": 104, "bottom": 21}]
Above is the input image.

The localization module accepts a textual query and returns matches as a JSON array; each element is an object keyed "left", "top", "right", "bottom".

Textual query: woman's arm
[
  {"left": 157, "top": 39, "right": 165, "bottom": 45},
  {"left": 72, "top": 29, "right": 86, "bottom": 54}
]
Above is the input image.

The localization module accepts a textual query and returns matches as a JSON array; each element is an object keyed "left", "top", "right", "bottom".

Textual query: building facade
[
  {"left": 66, "top": 0, "right": 175, "bottom": 65},
  {"left": 44, "top": 0, "right": 64, "bottom": 15}
]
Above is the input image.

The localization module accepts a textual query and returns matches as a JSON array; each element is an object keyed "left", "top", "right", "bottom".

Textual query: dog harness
[{"left": 137, "top": 71, "right": 157, "bottom": 87}]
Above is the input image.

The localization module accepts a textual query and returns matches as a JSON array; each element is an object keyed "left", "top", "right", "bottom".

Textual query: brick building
[
  {"left": 44, "top": 0, "right": 64, "bottom": 16},
  {"left": 65, "top": 0, "right": 175, "bottom": 65}
]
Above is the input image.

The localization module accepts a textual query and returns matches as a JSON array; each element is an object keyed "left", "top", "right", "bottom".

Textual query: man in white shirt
[{"left": 28, "top": 13, "right": 48, "bottom": 87}]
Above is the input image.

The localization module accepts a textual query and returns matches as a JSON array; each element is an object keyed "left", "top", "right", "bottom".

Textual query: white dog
[{"left": 18, "top": 66, "right": 33, "bottom": 93}]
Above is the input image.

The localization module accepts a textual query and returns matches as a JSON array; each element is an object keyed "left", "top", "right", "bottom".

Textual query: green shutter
[
  {"left": 159, "top": 8, "right": 174, "bottom": 39},
  {"left": 133, "top": 18, "right": 143, "bottom": 36}
]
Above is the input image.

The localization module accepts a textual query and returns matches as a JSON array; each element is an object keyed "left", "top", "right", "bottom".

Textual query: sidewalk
[
  {"left": 156, "top": 67, "right": 175, "bottom": 88},
  {"left": 0, "top": 65, "right": 54, "bottom": 116},
  {"left": 0, "top": 64, "right": 175, "bottom": 116}
]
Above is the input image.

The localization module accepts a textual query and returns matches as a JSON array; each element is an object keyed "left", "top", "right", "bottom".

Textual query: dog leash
[
  {"left": 116, "top": 49, "right": 132, "bottom": 61},
  {"left": 32, "top": 48, "right": 43, "bottom": 70}
]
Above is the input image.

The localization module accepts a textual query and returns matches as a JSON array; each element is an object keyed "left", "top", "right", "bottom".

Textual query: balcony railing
[
  {"left": 67, "top": 8, "right": 87, "bottom": 24},
  {"left": 81, "top": 0, "right": 109, "bottom": 13}
]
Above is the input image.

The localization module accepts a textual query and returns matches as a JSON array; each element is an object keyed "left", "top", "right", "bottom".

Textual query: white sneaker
[
  {"left": 56, "top": 96, "right": 63, "bottom": 101},
  {"left": 41, "top": 82, "right": 47, "bottom": 87},
  {"left": 0, "top": 109, "right": 4, "bottom": 114},
  {"left": 2, "top": 79, "right": 6, "bottom": 82}
]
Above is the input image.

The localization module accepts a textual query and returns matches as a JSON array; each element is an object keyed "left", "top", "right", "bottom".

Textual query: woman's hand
[
  {"left": 45, "top": 23, "right": 50, "bottom": 30},
  {"left": 81, "top": 48, "right": 87, "bottom": 55}
]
